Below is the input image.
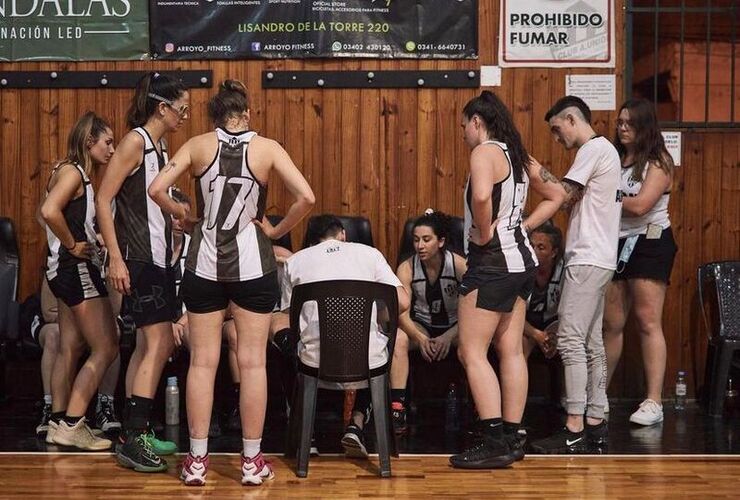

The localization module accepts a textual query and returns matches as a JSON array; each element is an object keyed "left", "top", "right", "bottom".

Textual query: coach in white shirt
[{"left": 529, "top": 96, "right": 621, "bottom": 454}]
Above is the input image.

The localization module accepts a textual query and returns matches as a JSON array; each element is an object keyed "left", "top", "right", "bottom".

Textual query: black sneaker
[
  {"left": 341, "top": 424, "right": 368, "bottom": 458},
  {"left": 36, "top": 402, "right": 52, "bottom": 436},
  {"left": 586, "top": 420, "right": 608, "bottom": 451},
  {"left": 530, "top": 427, "right": 587, "bottom": 454},
  {"left": 504, "top": 429, "right": 526, "bottom": 461},
  {"left": 116, "top": 433, "right": 168, "bottom": 473},
  {"left": 391, "top": 402, "right": 407, "bottom": 435},
  {"left": 449, "top": 435, "right": 517, "bottom": 469},
  {"left": 95, "top": 395, "right": 121, "bottom": 432}
]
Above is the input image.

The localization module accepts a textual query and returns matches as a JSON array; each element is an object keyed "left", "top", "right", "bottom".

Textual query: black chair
[
  {"left": 302, "top": 215, "right": 374, "bottom": 248},
  {"left": 397, "top": 216, "right": 465, "bottom": 265},
  {"left": 699, "top": 261, "right": 740, "bottom": 417},
  {"left": 286, "top": 280, "right": 399, "bottom": 478},
  {"left": 267, "top": 214, "right": 293, "bottom": 252},
  {"left": 0, "top": 217, "right": 20, "bottom": 342}
]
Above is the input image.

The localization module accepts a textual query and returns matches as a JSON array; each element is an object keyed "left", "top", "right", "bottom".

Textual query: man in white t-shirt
[
  {"left": 281, "top": 215, "right": 409, "bottom": 459},
  {"left": 529, "top": 96, "right": 621, "bottom": 455}
]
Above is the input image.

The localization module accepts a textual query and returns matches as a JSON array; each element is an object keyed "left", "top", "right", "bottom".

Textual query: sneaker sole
[
  {"left": 341, "top": 434, "right": 368, "bottom": 458},
  {"left": 52, "top": 435, "right": 112, "bottom": 451},
  {"left": 629, "top": 414, "right": 664, "bottom": 426},
  {"left": 116, "top": 451, "right": 168, "bottom": 473},
  {"left": 151, "top": 446, "right": 177, "bottom": 456},
  {"left": 449, "top": 453, "right": 517, "bottom": 469},
  {"left": 242, "top": 470, "right": 275, "bottom": 486},
  {"left": 530, "top": 442, "right": 587, "bottom": 455},
  {"left": 180, "top": 472, "right": 206, "bottom": 486}
]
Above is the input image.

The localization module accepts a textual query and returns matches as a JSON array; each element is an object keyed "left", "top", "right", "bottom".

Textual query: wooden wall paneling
[
  {"left": 263, "top": 59, "right": 287, "bottom": 216},
  {"left": 416, "top": 61, "right": 437, "bottom": 215},
  {"left": 340, "top": 60, "right": 361, "bottom": 217},
  {"left": 513, "top": 68, "right": 534, "bottom": 151},
  {"left": 281, "top": 61, "right": 307, "bottom": 249},
  {"left": 379, "top": 58, "right": 401, "bottom": 265},
  {"left": 359, "top": 86, "right": 381, "bottom": 252},
  {"left": 679, "top": 133, "right": 704, "bottom": 392},
  {"left": 1, "top": 82, "right": 21, "bottom": 276},
  {"left": 319, "top": 61, "right": 342, "bottom": 218},
  {"left": 397, "top": 86, "right": 418, "bottom": 239},
  {"left": 434, "top": 87, "right": 458, "bottom": 218},
  {"left": 720, "top": 133, "right": 739, "bottom": 259}
]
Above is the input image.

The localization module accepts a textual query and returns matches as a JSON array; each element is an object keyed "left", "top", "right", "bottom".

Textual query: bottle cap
[{"left": 167, "top": 376, "right": 178, "bottom": 386}]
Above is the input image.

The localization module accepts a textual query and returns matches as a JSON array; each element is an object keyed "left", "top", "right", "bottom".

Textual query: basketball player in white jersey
[
  {"left": 148, "top": 80, "right": 315, "bottom": 486},
  {"left": 391, "top": 210, "right": 466, "bottom": 434},
  {"left": 40, "top": 112, "right": 118, "bottom": 450},
  {"left": 96, "top": 72, "right": 190, "bottom": 472},
  {"left": 450, "top": 91, "right": 566, "bottom": 469},
  {"left": 603, "top": 99, "right": 677, "bottom": 426}
]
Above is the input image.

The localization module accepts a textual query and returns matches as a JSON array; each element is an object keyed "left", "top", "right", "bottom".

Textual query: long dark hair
[
  {"left": 614, "top": 98, "right": 674, "bottom": 181},
  {"left": 463, "top": 91, "right": 530, "bottom": 176},
  {"left": 126, "top": 72, "right": 187, "bottom": 129},
  {"left": 530, "top": 222, "right": 563, "bottom": 260},
  {"left": 208, "top": 79, "right": 249, "bottom": 128}
]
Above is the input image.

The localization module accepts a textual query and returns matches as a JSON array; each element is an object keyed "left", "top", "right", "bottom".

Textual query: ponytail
[{"left": 126, "top": 72, "right": 187, "bottom": 129}]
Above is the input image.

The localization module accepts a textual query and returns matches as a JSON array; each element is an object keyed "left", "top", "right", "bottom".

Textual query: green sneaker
[{"left": 141, "top": 430, "right": 177, "bottom": 456}]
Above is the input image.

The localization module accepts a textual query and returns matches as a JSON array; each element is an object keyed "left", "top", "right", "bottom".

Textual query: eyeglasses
[
  {"left": 148, "top": 93, "right": 190, "bottom": 118},
  {"left": 616, "top": 119, "right": 634, "bottom": 130}
]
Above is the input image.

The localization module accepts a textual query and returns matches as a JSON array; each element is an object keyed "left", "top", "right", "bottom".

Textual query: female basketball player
[{"left": 148, "top": 80, "right": 314, "bottom": 486}]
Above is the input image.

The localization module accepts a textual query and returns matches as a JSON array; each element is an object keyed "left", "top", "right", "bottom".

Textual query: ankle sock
[
  {"left": 190, "top": 437, "right": 208, "bottom": 458},
  {"left": 125, "top": 395, "right": 153, "bottom": 434},
  {"left": 479, "top": 417, "right": 503, "bottom": 439},
  {"left": 243, "top": 438, "right": 261, "bottom": 458},
  {"left": 50, "top": 411, "right": 65, "bottom": 424},
  {"left": 43, "top": 394, "right": 52, "bottom": 406},
  {"left": 63, "top": 415, "right": 83, "bottom": 426},
  {"left": 391, "top": 389, "right": 406, "bottom": 406},
  {"left": 503, "top": 420, "right": 520, "bottom": 436}
]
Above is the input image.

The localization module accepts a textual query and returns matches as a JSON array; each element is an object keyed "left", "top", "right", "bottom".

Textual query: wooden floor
[{"left": 0, "top": 453, "right": 738, "bottom": 498}]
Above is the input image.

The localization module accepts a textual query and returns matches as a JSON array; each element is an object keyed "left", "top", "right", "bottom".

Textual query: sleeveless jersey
[
  {"left": 619, "top": 162, "right": 671, "bottom": 238},
  {"left": 463, "top": 140, "right": 537, "bottom": 273},
  {"left": 114, "top": 127, "right": 172, "bottom": 268},
  {"left": 45, "top": 163, "right": 100, "bottom": 279},
  {"left": 525, "top": 258, "right": 564, "bottom": 330},
  {"left": 410, "top": 249, "right": 459, "bottom": 328},
  {"left": 186, "top": 128, "right": 276, "bottom": 282}
]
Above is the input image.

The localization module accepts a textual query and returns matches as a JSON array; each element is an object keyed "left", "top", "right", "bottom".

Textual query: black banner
[{"left": 150, "top": 0, "right": 477, "bottom": 60}]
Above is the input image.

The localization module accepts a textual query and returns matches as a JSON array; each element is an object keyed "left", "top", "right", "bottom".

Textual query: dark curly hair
[
  {"left": 413, "top": 209, "right": 453, "bottom": 243},
  {"left": 463, "top": 91, "right": 530, "bottom": 176}
]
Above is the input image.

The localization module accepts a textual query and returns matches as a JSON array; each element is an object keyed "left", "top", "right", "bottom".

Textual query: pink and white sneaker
[
  {"left": 241, "top": 452, "right": 274, "bottom": 485},
  {"left": 180, "top": 453, "right": 209, "bottom": 486}
]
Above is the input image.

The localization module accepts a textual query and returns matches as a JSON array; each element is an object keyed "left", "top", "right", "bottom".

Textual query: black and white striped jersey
[
  {"left": 45, "top": 163, "right": 99, "bottom": 279},
  {"left": 463, "top": 140, "right": 537, "bottom": 273},
  {"left": 114, "top": 127, "right": 172, "bottom": 269},
  {"left": 410, "top": 249, "right": 459, "bottom": 328},
  {"left": 185, "top": 128, "right": 276, "bottom": 282}
]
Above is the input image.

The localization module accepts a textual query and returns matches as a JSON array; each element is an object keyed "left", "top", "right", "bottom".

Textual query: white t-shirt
[
  {"left": 562, "top": 136, "right": 622, "bottom": 270},
  {"left": 281, "top": 239, "right": 402, "bottom": 370}
]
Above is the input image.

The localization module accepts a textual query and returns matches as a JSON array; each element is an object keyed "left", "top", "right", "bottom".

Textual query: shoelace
[
  {"left": 244, "top": 452, "right": 271, "bottom": 471},
  {"left": 136, "top": 435, "right": 160, "bottom": 461}
]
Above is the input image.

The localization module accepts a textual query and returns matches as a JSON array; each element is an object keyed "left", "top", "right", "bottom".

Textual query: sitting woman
[
  {"left": 391, "top": 210, "right": 466, "bottom": 434},
  {"left": 523, "top": 223, "right": 564, "bottom": 360}
]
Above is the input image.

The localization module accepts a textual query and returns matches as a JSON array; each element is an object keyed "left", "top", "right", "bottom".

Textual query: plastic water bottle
[
  {"left": 445, "top": 383, "right": 459, "bottom": 432},
  {"left": 165, "top": 376, "right": 180, "bottom": 425},
  {"left": 674, "top": 371, "right": 687, "bottom": 410}
]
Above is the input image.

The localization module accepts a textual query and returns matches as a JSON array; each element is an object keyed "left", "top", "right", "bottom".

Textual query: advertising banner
[
  {"left": 499, "top": 0, "right": 615, "bottom": 68},
  {"left": 0, "top": 0, "right": 149, "bottom": 61},
  {"left": 150, "top": 0, "right": 477, "bottom": 60}
]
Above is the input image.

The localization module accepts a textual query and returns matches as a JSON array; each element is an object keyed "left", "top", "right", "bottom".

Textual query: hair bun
[{"left": 221, "top": 79, "right": 247, "bottom": 96}]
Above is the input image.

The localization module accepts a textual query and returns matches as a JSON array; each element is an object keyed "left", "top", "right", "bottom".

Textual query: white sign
[
  {"left": 480, "top": 66, "right": 502, "bottom": 86},
  {"left": 565, "top": 74, "right": 616, "bottom": 110},
  {"left": 499, "top": 0, "right": 615, "bottom": 68},
  {"left": 661, "top": 131, "right": 682, "bottom": 166}
]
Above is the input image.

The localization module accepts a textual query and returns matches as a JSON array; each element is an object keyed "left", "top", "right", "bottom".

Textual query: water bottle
[
  {"left": 674, "top": 371, "right": 687, "bottom": 410},
  {"left": 165, "top": 376, "right": 180, "bottom": 425},
  {"left": 445, "top": 383, "right": 459, "bottom": 432},
  {"left": 726, "top": 378, "right": 739, "bottom": 417}
]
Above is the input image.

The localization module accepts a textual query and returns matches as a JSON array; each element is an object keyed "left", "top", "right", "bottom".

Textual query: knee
[
  {"left": 633, "top": 310, "right": 664, "bottom": 337},
  {"left": 42, "top": 326, "right": 61, "bottom": 354},
  {"left": 190, "top": 348, "right": 220, "bottom": 372},
  {"left": 457, "top": 342, "right": 479, "bottom": 368},
  {"left": 238, "top": 348, "right": 266, "bottom": 371}
]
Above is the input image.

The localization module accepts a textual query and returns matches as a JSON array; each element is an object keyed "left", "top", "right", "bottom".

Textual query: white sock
[
  {"left": 190, "top": 438, "right": 208, "bottom": 458},
  {"left": 243, "top": 438, "right": 261, "bottom": 458},
  {"left": 43, "top": 394, "right": 52, "bottom": 405}
]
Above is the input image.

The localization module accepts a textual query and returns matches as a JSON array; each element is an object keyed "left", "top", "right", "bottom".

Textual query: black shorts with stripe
[
  {"left": 459, "top": 267, "right": 535, "bottom": 313},
  {"left": 47, "top": 261, "right": 108, "bottom": 308}
]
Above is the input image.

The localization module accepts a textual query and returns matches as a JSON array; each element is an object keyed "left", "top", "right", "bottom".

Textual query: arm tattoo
[
  {"left": 561, "top": 180, "right": 584, "bottom": 210},
  {"left": 539, "top": 166, "right": 559, "bottom": 184},
  {"left": 164, "top": 159, "right": 177, "bottom": 173}
]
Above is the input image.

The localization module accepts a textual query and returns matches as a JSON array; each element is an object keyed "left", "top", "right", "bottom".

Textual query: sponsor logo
[
  {"left": 331, "top": 41, "right": 341, "bottom": 51},
  {"left": 566, "top": 438, "right": 582, "bottom": 446},
  {"left": 165, "top": 42, "right": 175, "bottom": 53},
  {"left": 251, "top": 41, "right": 261, "bottom": 51}
]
